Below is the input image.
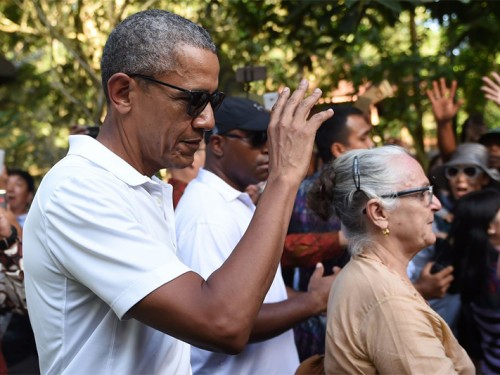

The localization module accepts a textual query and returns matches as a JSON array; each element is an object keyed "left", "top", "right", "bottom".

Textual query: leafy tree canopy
[{"left": 0, "top": 0, "right": 498, "bottom": 178}]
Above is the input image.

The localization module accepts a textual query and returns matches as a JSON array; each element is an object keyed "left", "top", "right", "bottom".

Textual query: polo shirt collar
[
  {"left": 67, "top": 135, "right": 152, "bottom": 187},
  {"left": 196, "top": 168, "right": 254, "bottom": 207}
]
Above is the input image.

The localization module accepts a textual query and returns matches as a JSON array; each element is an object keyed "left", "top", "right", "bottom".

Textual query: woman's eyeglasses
[
  {"left": 222, "top": 132, "right": 268, "bottom": 148},
  {"left": 381, "top": 185, "right": 434, "bottom": 206},
  {"left": 130, "top": 74, "right": 225, "bottom": 117},
  {"left": 444, "top": 166, "right": 483, "bottom": 180}
]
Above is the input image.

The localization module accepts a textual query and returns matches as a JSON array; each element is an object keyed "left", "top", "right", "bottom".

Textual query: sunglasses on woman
[
  {"left": 130, "top": 73, "right": 225, "bottom": 117},
  {"left": 444, "top": 166, "right": 483, "bottom": 180}
]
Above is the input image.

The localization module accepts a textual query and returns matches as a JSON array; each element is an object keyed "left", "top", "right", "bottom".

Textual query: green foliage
[{"left": 0, "top": 0, "right": 499, "bottom": 180}]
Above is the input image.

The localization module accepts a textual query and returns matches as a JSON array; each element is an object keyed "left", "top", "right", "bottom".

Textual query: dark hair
[
  {"left": 447, "top": 188, "right": 500, "bottom": 304},
  {"left": 460, "top": 112, "right": 486, "bottom": 143},
  {"left": 7, "top": 168, "right": 35, "bottom": 193},
  {"left": 101, "top": 9, "right": 216, "bottom": 103},
  {"left": 314, "top": 105, "right": 365, "bottom": 164}
]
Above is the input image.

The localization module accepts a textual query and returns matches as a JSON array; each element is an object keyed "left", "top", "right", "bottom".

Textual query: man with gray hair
[{"left": 22, "top": 9, "right": 333, "bottom": 374}]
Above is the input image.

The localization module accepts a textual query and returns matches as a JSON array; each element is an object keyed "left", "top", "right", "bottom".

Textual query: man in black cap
[
  {"left": 479, "top": 129, "right": 500, "bottom": 172},
  {"left": 175, "top": 96, "right": 337, "bottom": 375}
]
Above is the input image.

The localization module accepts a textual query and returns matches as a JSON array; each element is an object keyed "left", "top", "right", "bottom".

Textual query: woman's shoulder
[{"left": 332, "top": 255, "right": 418, "bottom": 304}]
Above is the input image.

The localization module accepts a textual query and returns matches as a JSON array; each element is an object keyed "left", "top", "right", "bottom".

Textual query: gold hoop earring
[{"left": 382, "top": 228, "right": 390, "bottom": 236}]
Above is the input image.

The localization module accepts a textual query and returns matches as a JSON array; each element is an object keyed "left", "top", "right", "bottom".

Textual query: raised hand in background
[{"left": 481, "top": 72, "right": 500, "bottom": 106}]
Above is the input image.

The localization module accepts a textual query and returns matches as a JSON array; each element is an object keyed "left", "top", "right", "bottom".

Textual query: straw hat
[{"left": 431, "top": 143, "right": 500, "bottom": 188}]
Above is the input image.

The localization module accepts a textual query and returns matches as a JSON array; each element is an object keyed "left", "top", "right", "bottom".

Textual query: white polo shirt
[
  {"left": 176, "top": 169, "right": 299, "bottom": 375},
  {"left": 23, "top": 135, "right": 192, "bottom": 374}
]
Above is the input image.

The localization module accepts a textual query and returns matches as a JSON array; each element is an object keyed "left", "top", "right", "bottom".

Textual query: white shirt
[
  {"left": 176, "top": 168, "right": 299, "bottom": 375},
  {"left": 23, "top": 135, "right": 192, "bottom": 375}
]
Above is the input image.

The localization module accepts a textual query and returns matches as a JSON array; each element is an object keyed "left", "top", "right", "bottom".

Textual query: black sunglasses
[
  {"left": 222, "top": 131, "right": 268, "bottom": 148},
  {"left": 130, "top": 73, "right": 225, "bottom": 117},
  {"left": 444, "top": 166, "right": 482, "bottom": 180}
]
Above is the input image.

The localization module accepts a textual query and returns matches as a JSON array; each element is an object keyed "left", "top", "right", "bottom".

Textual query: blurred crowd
[
  {"left": 2, "top": 79, "right": 499, "bottom": 375},
  {"left": 2, "top": 8, "right": 500, "bottom": 375}
]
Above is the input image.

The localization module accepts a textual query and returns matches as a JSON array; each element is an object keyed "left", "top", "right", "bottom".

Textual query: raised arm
[
  {"left": 128, "top": 81, "right": 334, "bottom": 353},
  {"left": 426, "top": 78, "right": 463, "bottom": 161},
  {"left": 282, "top": 232, "right": 345, "bottom": 268}
]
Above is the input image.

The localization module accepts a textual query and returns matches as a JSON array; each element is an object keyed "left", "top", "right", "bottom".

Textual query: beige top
[{"left": 325, "top": 254, "right": 475, "bottom": 374}]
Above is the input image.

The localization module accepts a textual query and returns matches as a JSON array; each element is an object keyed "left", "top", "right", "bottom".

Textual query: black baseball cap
[
  {"left": 479, "top": 128, "right": 500, "bottom": 146},
  {"left": 214, "top": 97, "right": 270, "bottom": 134}
]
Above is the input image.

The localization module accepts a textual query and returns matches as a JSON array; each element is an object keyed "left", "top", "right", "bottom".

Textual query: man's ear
[
  {"left": 107, "top": 73, "right": 135, "bottom": 114},
  {"left": 364, "top": 198, "right": 389, "bottom": 231},
  {"left": 208, "top": 135, "right": 225, "bottom": 158},
  {"left": 331, "top": 142, "right": 347, "bottom": 159}
]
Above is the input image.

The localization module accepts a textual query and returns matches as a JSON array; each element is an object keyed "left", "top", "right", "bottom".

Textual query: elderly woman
[{"left": 308, "top": 146, "right": 474, "bottom": 374}]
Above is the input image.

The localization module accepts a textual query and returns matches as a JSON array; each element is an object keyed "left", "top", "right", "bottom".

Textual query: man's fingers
[
  {"left": 269, "top": 87, "right": 291, "bottom": 123},
  {"left": 437, "top": 265, "right": 454, "bottom": 276},
  {"left": 281, "top": 81, "right": 327, "bottom": 129},
  {"left": 308, "top": 107, "right": 334, "bottom": 133},
  {"left": 278, "top": 79, "right": 311, "bottom": 122}
]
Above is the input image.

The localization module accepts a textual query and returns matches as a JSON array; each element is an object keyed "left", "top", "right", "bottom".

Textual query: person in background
[
  {"left": 176, "top": 96, "right": 337, "bottom": 374},
  {"left": 0, "top": 168, "right": 38, "bottom": 373},
  {"left": 167, "top": 139, "right": 206, "bottom": 208},
  {"left": 481, "top": 71, "right": 500, "bottom": 106},
  {"left": 459, "top": 113, "right": 488, "bottom": 144},
  {"left": 409, "top": 142, "right": 499, "bottom": 333},
  {"left": 282, "top": 105, "right": 372, "bottom": 360},
  {"left": 478, "top": 129, "right": 500, "bottom": 173},
  {"left": 0, "top": 206, "right": 23, "bottom": 374},
  {"left": 6, "top": 169, "right": 34, "bottom": 228},
  {"left": 22, "top": 9, "right": 333, "bottom": 374},
  {"left": 479, "top": 72, "right": 500, "bottom": 171},
  {"left": 444, "top": 188, "right": 500, "bottom": 372},
  {"left": 308, "top": 145, "right": 474, "bottom": 374},
  {"left": 428, "top": 76, "right": 498, "bottom": 170},
  {"left": 426, "top": 78, "right": 464, "bottom": 162}
]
